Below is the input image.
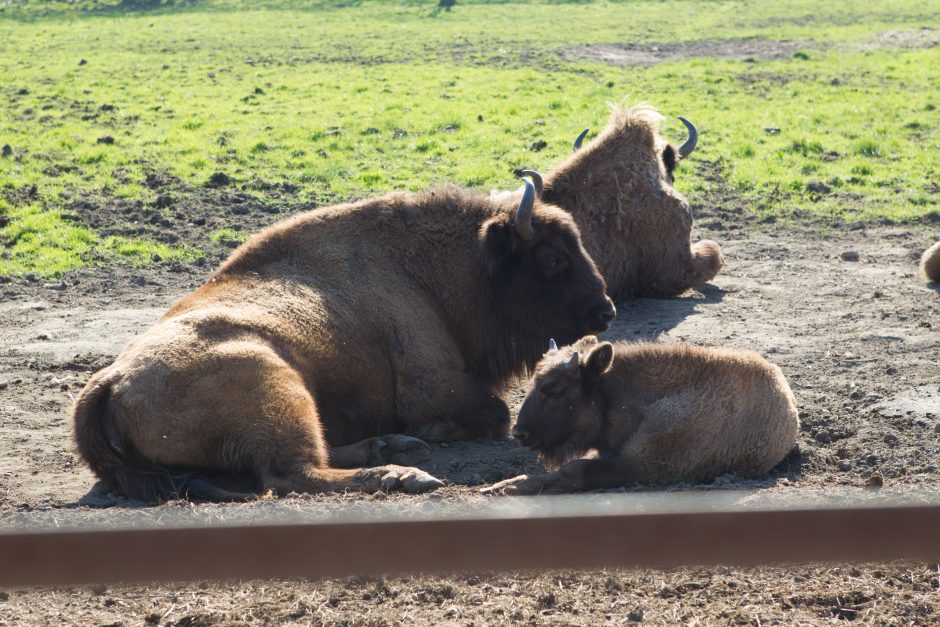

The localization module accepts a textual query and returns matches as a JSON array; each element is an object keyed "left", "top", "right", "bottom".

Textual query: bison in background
[
  {"left": 921, "top": 241, "right": 940, "bottom": 282},
  {"left": 73, "top": 180, "right": 616, "bottom": 502},
  {"left": 541, "top": 103, "right": 724, "bottom": 300},
  {"left": 483, "top": 336, "right": 798, "bottom": 494}
]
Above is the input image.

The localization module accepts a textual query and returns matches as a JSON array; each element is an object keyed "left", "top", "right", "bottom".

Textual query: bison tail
[{"left": 72, "top": 371, "right": 251, "bottom": 503}]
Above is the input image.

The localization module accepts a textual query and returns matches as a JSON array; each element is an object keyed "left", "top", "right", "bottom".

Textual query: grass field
[{"left": 1, "top": 0, "right": 939, "bottom": 277}]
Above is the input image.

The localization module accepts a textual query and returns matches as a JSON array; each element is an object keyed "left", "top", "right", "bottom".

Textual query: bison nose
[
  {"left": 512, "top": 426, "right": 533, "bottom": 446},
  {"left": 588, "top": 297, "right": 617, "bottom": 332}
]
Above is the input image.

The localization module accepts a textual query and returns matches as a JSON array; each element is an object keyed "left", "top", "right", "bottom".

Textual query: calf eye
[
  {"left": 540, "top": 379, "right": 567, "bottom": 399},
  {"left": 535, "top": 247, "right": 569, "bottom": 278}
]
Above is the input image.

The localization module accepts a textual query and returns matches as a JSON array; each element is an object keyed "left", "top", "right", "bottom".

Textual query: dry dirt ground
[{"left": 1, "top": 186, "right": 939, "bottom": 623}]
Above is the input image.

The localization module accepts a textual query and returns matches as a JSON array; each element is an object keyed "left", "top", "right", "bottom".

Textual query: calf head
[
  {"left": 542, "top": 103, "right": 724, "bottom": 299},
  {"left": 513, "top": 336, "right": 614, "bottom": 469},
  {"left": 481, "top": 178, "right": 616, "bottom": 351}
]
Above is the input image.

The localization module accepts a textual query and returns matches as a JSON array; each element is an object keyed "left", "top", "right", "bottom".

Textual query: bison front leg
[
  {"left": 481, "top": 457, "right": 629, "bottom": 495},
  {"left": 329, "top": 434, "right": 431, "bottom": 468}
]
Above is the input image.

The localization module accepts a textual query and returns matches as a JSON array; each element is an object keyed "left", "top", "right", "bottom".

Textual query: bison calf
[
  {"left": 484, "top": 337, "right": 798, "bottom": 494},
  {"left": 921, "top": 241, "right": 940, "bottom": 282}
]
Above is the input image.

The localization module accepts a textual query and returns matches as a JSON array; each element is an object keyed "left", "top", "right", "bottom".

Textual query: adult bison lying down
[
  {"left": 541, "top": 103, "right": 724, "bottom": 300},
  {"left": 73, "top": 181, "right": 615, "bottom": 501},
  {"left": 921, "top": 241, "right": 940, "bottom": 282},
  {"left": 484, "top": 337, "right": 798, "bottom": 494}
]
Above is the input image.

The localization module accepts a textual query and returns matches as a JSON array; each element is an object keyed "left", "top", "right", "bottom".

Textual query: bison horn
[
  {"left": 518, "top": 169, "right": 544, "bottom": 197},
  {"left": 677, "top": 116, "right": 698, "bottom": 159},
  {"left": 548, "top": 338, "right": 558, "bottom": 351},
  {"left": 514, "top": 178, "right": 536, "bottom": 241},
  {"left": 573, "top": 128, "right": 589, "bottom": 151},
  {"left": 565, "top": 352, "right": 579, "bottom": 370}
]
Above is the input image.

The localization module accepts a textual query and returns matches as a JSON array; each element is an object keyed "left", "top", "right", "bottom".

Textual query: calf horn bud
[
  {"left": 677, "top": 116, "right": 698, "bottom": 158},
  {"left": 518, "top": 169, "right": 544, "bottom": 197},
  {"left": 514, "top": 178, "right": 536, "bottom": 241},
  {"left": 573, "top": 128, "right": 589, "bottom": 151}
]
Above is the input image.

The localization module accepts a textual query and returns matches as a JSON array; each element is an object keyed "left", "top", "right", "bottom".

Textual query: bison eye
[
  {"left": 540, "top": 379, "right": 567, "bottom": 399},
  {"left": 535, "top": 247, "right": 569, "bottom": 278}
]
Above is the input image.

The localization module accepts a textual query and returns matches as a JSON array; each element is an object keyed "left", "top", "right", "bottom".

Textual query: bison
[
  {"left": 538, "top": 103, "right": 724, "bottom": 300},
  {"left": 920, "top": 241, "right": 940, "bottom": 282},
  {"left": 483, "top": 336, "right": 798, "bottom": 494},
  {"left": 73, "top": 180, "right": 616, "bottom": 502}
]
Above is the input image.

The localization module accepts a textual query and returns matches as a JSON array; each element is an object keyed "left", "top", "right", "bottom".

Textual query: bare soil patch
[
  {"left": 866, "top": 27, "right": 940, "bottom": 50},
  {"left": 562, "top": 38, "right": 808, "bottom": 66},
  {"left": 563, "top": 27, "right": 939, "bottom": 67},
  {"left": 1, "top": 199, "right": 938, "bottom": 623}
]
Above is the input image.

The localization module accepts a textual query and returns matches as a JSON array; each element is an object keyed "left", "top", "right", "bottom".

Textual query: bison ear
[
  {"left": 583, "top": 342, "right": 614, "bottom": 381},
  {"left": 480, "top": 216, "right": 515, "bottom": 275},
  {"left": 661, "top": 144, "right": 678, "bottom": 177}
]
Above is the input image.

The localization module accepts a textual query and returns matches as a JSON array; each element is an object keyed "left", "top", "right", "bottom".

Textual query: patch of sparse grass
[
  {"left": 1, "top": 0, "right": 938, "bottom": 276},
  {"left": 210, "top": 228, "right": 249, "bottom": 247},
  {"left": 0, "top": 202, "right": 200, "bottom": 277}
]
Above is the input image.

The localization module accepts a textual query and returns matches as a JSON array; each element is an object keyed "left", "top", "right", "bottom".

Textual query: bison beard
[{"left": 72, "top": 182, "right": 614, "bottom": 502}]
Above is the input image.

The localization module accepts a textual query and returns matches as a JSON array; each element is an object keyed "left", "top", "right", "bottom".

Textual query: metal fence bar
[{"left": 2, "top": 500, "right": 938, "bottom": 587}]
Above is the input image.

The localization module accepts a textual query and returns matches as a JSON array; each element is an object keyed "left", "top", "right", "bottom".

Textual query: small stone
[
  {"left": 529, "top": 140, "right": 547, "bottom": 152},
  {"left": 840, "top": 250, "right": 860, "bottom": 262},
  {"left": 764, "top": 127, "right": 781, "bottom": 134},
  {"left": 865, "top": 473, "right": 884, "bottom": 489},
  {"left": 78, "top": 59, "right": 87, "bottom": 66},
  {"left": 371, "top": 491, "right": 386, "bottom": 500},
  {"left": 1, "top": 144, "right": 12, "bottom": 158},
  {"left": 90, "top": 583, "right": 108, "bottom": 595},
  {"left": 97, "top": 135, "right": 114, "bottom": 145},
  {"left": 837, "top": 460, "right": 852, "bottom": 471}
]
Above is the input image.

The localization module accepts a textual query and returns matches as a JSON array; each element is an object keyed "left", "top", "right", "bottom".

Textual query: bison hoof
[
  {"left": 375, "top": 465, "right": 444, "bottom": 494},
  {"left": 370, "top": 435, "right": 431, "bottom": 466},
  {"left": 480, "top": 474, "right": 535, "bottom": 496}
]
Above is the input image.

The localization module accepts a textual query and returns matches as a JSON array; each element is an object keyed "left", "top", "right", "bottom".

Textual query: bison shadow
[
  {"left": 602, "top": 283, "right": 726, "bottom": 343},
  {"left": 73, "top": 439, "right": 801, "bottom": 507}
]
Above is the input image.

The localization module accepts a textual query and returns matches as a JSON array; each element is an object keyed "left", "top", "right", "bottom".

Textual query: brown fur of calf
[
  {"left": 542, "top": 104, "right": 724, "bottom": 300},
  {"left": 920, "top": 241, "right": 940, "bottom": 282},
  {"left": 73, "top": 186, "right": 614, "bottom": 502},
  {"left": 488, "top": 337, "right": 798, "bottom": 494}
]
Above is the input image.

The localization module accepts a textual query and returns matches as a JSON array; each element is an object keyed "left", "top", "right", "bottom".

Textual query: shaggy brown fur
[
  {"left": 73, "top": 186, "right": 615, "bottom": 502},
  {"left": 541, "top": 103, "right": 724, "bottom": 299},
  {"left": 483, "top": 337, "right": 798, "bottom": 494},
  {"left": 920, "top": 241, "right": 940, "bottom": 282}
]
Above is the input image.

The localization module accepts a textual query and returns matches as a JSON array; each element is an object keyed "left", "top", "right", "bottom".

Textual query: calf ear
[
  {"left": 480, "top": 217, "right": 515, "bottom": 275},
  {"left": 583, "top": 342, "right": 614, "bottom": 380}
]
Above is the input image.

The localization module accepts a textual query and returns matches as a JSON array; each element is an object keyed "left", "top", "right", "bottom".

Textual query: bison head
[
  {"left": 513, "top": 336, "right": 613, "bottom": 469},
  {"left": 481, "top": 178, "right": 616, "bottom": 351},
  {"left": 542, "top": 103, "right": 724, "bottom": 300}
]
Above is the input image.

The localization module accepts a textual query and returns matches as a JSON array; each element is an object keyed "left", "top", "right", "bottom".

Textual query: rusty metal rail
[{"left": 1, "top": 494, "right": 938, "bottom": 587}]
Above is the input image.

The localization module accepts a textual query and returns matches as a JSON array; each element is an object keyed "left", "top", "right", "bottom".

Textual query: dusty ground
[
  {"left": 562, "top": 27, "right": 939, "bottom": 66},
  {"left": 1, "top": 185, "right": 939, "bottom": 623}
]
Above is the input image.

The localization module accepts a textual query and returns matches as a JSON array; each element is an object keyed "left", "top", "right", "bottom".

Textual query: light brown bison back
[{"left": 606, "top": 343, "right": 799, "bottom": 484}]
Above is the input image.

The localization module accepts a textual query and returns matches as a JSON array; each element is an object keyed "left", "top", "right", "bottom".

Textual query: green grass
[
  {"left": 1, "top": 0, "right": 939, "bottom": 277},
  {"left": 0, "top": 200, "right": 201, "bottom": 277}
]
